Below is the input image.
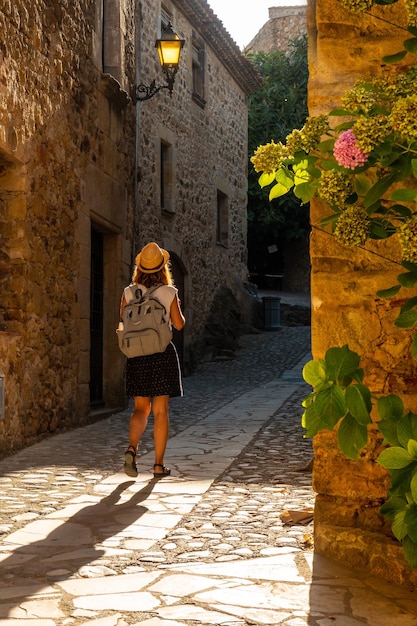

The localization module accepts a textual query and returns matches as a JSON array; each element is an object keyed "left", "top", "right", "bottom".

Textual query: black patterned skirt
[{"left": 125, "top": 342, "right": 183, "bottom": 398}]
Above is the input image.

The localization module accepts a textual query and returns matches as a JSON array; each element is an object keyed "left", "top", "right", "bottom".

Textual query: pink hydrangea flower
[{"left": 333, "top": 129, "right": 369, "bottom": 169}]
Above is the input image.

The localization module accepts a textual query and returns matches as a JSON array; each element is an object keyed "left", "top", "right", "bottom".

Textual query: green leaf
[
  {"left": 345, "top": 384, "right": 372, "bottom": 425},
  {"left": 388, "top": 204, "right": 413, "bottom": 219},
  {"left": 318, "top": 213, "right": 340, "bottom": 227},
  {"left": 382, "top": 50, "right": 407, "bottom": 64},
  {"left": 390, "top": 467, "right": 413, "bottom": 495},
  {"left": 354, "top": 174, "right": 373, "bottom": 196},
  {"left": 302, "top": 359, "right": 327, "bottom": 387},
  {"left": 269, "top": 182, "right": 289, "bottom": 201},
  {"left": 327, "top": 108, "right": 354, "bottom": 116},
  {"left": 412, "top": 158, "right": 417, "bottom": 179},
  {"left": 293, "top": 169, "right": 310, "bottom": 186},
  {"left": 259, "top": 171, "right": 276, "bottom": 188},
  {"left": 398, "top": 413, "right": 417, "bottom": 448},
  {"left": 334, "top": 121, "right": 355, "bottom": 132},
  {"left": 302, "top": 402, "right": 324, "bottom": 437},
  {"left": 378, "top": 419, "right": 401, "bottom": 447},
  {"left": 377, "top": 394, "right": 404, "bottom": 421},
  {"left": 371, "top": 104, "right": 390, "bottom": 116},
  {"left": 321, "top": 159, "right": 339, "bottom": 171},
  {"left": 364, "top": 174, "right": 396, "bottom": 209},
  {"left": 395, "top": 310, "right": 417, "bottom": 329},
  {"left": 403, "top": 536, "right": 417, "bottom": 569},
  {"left": 411, "top": 473, "right": 417, "bottom": 503},
  {"left": 401, "top": 297, "right": 417, "bottom": 313},
  {"left": 408, "top": 26, "right": 417, "bottom": 37},
  {"left": 402, "top": 261, "right": 417, "bottom": 272},
  {"left": 403, "top": 37, "right": 417, "bottom": 54},
  {"left": 352, "top": 368, "right": 364, "bottom": 383},
  {"left": 324, "top": 345, "right": 361, "bottom": 383},
  {"left": 405, "top": 506, "right": 417, "bottom": 543},
  {"left": 408, "top": 439, "right": 417, "bottom": 459},
  {"left": 380, "top": 495, "right": 407, "bottom": 520},
  {"left": 369, "top": 219, "right": 395, "bottom": 239},
  {"left": 397, "top": 271, "right": 417, "bottom": 289},
  {"left": 317, "top": 139, "right": 335, "bottom": 152},
  {"left": 376, "top": 285, "right": 401, "bottom": 298},
  {"left": 392, "top": 510, "right": 408, "bottom": 540},
  {"left": 389, "top": 189, "right": 417, "bottom": 202},
  {"left": 378, "top": 447, "right": 414, "bottom": 469},
  {"left": 412, "top": 332, "right": 417, "bottom": 359},
  {"left": 337, "top": 412, "right": 368, "bottom": 460},
  {"left": 315, "top": 385, "right": 346, "bottom": 429},
  {"left": 275, "top": 168, "right": 294, "bottom": 188},
  {"left": 293, "top": 182, "right": 316, "bottom": 204},
  {"left": 307, "top": 166, "right": 322, "bottom": 180}
]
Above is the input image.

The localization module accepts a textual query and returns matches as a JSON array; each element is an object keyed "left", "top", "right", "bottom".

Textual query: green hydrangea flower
[
  {"left": 398, "top": 216, "right": 417, "bottom": 263},
  {"left": 286, "top": 115, "right": 329, "bottom": 154},
  {"left": 390, "top": 95, "right": 417, "bottom": 143},
  {"left": 341, "top": 84, "right": 380, "bottom": 114},
  {"left": 251, "top": 140, "right": 291, "bottom": 174},
  {"left": 338, "top": 0, "right": 374, "bottom": 12},
  {"left": 353, "top": 115, "right": 391, "bottom": 152},
  {"left": 334, "top": 206, "right": 371, "bottom": 248},
  {"left": 318, "top": 170, "right": 353, "bottom": 206},
  {"left": 404, "top": 0, "right": 417, "bottom": 27}
]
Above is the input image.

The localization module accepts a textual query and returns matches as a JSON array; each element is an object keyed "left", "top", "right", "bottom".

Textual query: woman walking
[{"left": 120, "top": 242, "right": 185, "bottom": 478}]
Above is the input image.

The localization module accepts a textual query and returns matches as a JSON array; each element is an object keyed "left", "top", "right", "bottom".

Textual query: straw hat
[{"left": 135, "top": 242, "right": 170, "bottom": 274}]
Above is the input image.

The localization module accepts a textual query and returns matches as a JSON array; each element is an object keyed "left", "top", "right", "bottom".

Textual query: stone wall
[
  {"left": 135, "top": 0, "right": 258, "bottom": 369},
  {"left": 308, "top": 0, "right": 417, "bottom": 585},
  {"left": 247, "top": 5, "right": 307, "bottom": 53},
  {"left": 0, "top": 0, "right": 260, "bottom": 457},
  {"left": 0, "top": 0, "right": 136, "bottom": 457}
]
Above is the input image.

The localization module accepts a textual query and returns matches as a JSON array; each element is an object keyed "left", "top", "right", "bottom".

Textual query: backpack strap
[
  {"left": 123, "top": 284, "right": 165, "bottom": 307},
  {"left": 124, "top": 284, "right": 143, "bottom": 303}
]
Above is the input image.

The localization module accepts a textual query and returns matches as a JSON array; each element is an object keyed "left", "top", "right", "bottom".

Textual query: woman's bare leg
[
  {"left": 124, "top": 396, "right": 151, "bottom": 477},
  {"left": 129, "top": 396, "right": 151, "bottom": 451},
  {"left": 151, "top": 395, "right": 170, "bottom": 471}
]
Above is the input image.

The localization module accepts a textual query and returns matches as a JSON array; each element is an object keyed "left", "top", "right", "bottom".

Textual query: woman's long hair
[{"left": 132, "top": 262, "right": 174, "bottom": 288}]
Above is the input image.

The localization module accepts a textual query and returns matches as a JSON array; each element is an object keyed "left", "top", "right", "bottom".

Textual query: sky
[{"left": 206, "top": 0, "right": 306, "bottom": 49}]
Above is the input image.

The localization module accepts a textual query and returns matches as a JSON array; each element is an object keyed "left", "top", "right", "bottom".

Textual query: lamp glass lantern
[
  {"left": 156, "top": 33, "right": 183, "bottom": 68},
  {"left": 136, "top": 22, "right": 185, "bottom": 101}
]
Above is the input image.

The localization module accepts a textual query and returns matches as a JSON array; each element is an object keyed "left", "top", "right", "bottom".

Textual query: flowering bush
[{"left": 251, "top": 0, "right": 417, "bottom": 569}]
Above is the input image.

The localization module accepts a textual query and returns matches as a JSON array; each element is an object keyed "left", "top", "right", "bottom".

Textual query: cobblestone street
[{"left": 1, "top": 326, "right": 417, "bottom": 626}]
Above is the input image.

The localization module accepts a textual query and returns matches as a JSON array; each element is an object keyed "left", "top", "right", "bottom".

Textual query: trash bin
[{"left": 262, "top": 296, "right": 281, "bottom": 331}]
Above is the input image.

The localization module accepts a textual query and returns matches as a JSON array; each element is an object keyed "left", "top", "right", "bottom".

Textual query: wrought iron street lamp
[{"left": 136, "top": 22, "right": 185, "bottom": 101}]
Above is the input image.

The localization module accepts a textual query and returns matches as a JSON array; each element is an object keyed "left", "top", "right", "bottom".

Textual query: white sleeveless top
[{"left": 124, "top": 284, "right": 178, "bottom": 326}]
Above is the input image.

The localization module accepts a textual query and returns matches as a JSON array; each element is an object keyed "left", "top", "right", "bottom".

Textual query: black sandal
[
  {"left": 124, "top": 448, "right": 138, "bottom": 477},
  {"left": 153, "top": 463, "right": 171, "bottom": 478}
]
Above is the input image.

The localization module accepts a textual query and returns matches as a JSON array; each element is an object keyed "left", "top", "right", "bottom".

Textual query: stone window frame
[
  {"left": 160, "top": 5, "right": 173, "bottom": 35},
  {"left": 156, "top": 126, "right": 177, "bottom": 215},
  {"left": 93, "top": 0, "right": 130, "bottom": 104}
]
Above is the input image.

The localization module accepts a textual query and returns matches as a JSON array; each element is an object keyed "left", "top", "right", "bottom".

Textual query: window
[
  {"left": 192, "top": 31, "right": 206, "bottom": 107},
  {"left": 160, "top": 6, "right": 173, "bottom": 34},
  {"left": 102, "top": 0, "right": 123, "bottom": 84},
  {"left": 216, "top": 190, "right": 229, "bottom": 246},
  {"left": 160, "top": 140, "right": 175, "bottom": 214}
]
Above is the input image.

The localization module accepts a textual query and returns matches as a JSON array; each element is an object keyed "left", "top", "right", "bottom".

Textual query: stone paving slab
[{"left": 1, "top": 328, "right": 417, "bottom": 625}]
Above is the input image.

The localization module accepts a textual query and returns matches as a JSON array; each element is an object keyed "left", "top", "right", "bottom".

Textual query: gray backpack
[{"left": 117, "top": 285, "right": 172, "bottom": 358}]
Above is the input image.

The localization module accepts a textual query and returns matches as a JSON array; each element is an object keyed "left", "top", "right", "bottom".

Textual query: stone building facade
[
  {"left": 0, "top": 0, "right": 260, "bottom": 458},
  {"left": 307, "top": 0, "right": 417, "bottom": 586},
  {"left": 246, "top": 5, "right": 307, "bottom": 54},
  {"left": 134, "top": 0, "right": 261, "bottom": 371}
]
